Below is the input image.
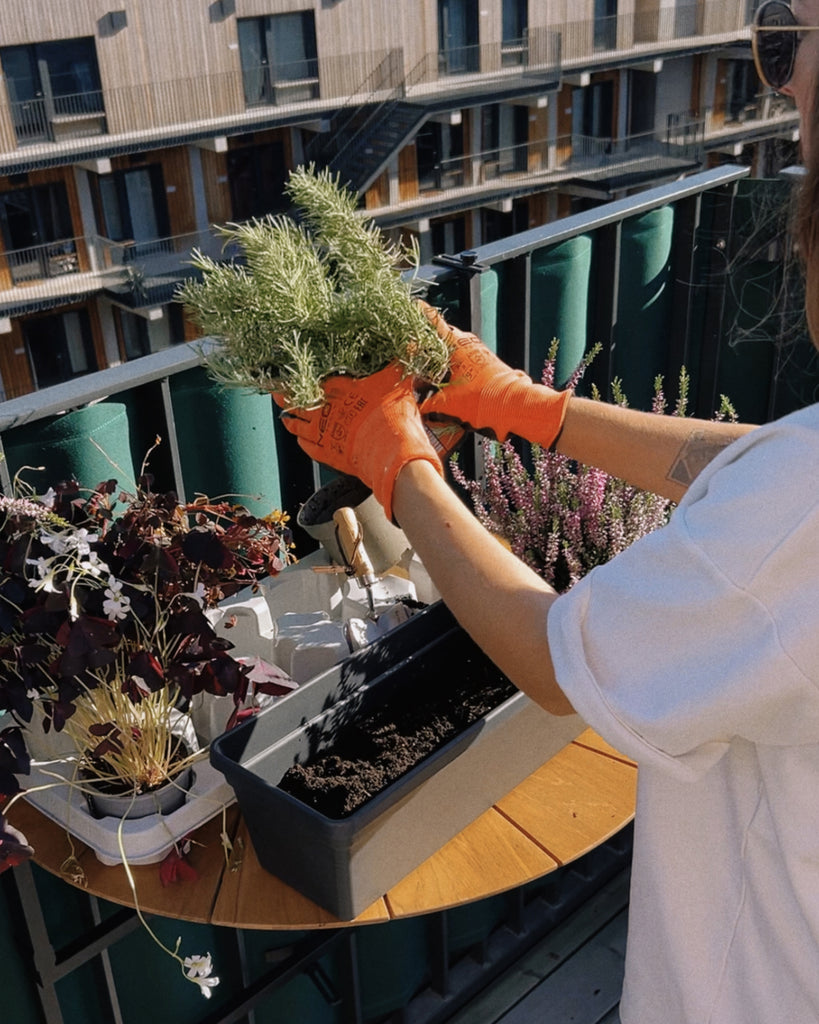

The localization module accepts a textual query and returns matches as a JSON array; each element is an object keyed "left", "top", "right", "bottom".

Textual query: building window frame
[
  {"left": 23, "top": 308, "right": 97, "bottom": 390},
  {"left": 0, "top": 37, "right": 104, "bottom": 144},
  {"left": 0, "top": 181, "right": 78, "bottom": 284},
  {"left": 237, "top": 12, "right": 319, "bottom": 107},
  {"left": 501, "top": 0, "right": 528, "bottom": 66}
]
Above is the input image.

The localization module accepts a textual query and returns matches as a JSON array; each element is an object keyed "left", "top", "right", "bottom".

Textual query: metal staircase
[{"left": 305, "top": 31, "right": 562, "bottom": 197}]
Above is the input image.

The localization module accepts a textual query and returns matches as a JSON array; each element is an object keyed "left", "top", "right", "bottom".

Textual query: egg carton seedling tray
[
  {"left": 22, "top": 758, "right": 236, "bottom": 866},
  {"left": 210, "top": 601, "right": 585, "bottom": 919}
]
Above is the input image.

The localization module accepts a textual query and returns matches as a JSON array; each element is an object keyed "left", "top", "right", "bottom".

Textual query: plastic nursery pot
[
  {"left": 210, "top": 601, "right": 585, "bottom": 919},
  {"left": 84, "top": 764, "right": 196, "bottom": 821},
  {"left": 297, "top": 475, "right": 411, "bottom": 575}
]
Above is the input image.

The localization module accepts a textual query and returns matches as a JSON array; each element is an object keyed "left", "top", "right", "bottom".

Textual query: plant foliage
[
  {"left": 178, "top": 165, "right": 452, "bottom": 408},
  {"left": 451, "top": 341, "right": 737, "bottom": 593},
  {"left": 0, "top": 445, "right": 294, "bottom": 792}
]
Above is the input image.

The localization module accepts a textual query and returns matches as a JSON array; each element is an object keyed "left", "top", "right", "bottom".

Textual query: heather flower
[{"left": 451, "top": 342, "right": 729, "bottom": 592}]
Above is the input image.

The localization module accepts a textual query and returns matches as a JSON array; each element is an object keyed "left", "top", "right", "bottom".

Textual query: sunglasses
[{"left": 752, "top": 0, "right": 819, "bottom": 91}]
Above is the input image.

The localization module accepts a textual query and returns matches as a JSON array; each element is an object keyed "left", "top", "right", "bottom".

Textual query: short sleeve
[{"left": 547, "top": 447, "right": 819, "bottom": 779}]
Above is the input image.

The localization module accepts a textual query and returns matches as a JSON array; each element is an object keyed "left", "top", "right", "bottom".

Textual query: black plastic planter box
[{"left": 210, "top": 601, "right": 584, "bottom": 919}]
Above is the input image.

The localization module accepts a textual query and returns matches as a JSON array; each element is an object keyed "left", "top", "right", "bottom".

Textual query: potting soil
[{"left": 278, "top": 655, "right": 516, "bottom": 818}]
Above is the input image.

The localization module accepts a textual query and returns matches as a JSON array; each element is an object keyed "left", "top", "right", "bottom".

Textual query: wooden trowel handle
[{"left": 333, "top": 507, "right": 376, "bottom": 581}]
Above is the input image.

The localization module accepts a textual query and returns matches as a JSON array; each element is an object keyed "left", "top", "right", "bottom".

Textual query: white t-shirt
[{"left": 548, "top": 402, "right": 819, "bottom": 1024}]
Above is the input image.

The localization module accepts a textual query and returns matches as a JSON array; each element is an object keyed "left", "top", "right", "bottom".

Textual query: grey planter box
[{"left": 210, "top": 601, "right": 584, "bottom": 919}]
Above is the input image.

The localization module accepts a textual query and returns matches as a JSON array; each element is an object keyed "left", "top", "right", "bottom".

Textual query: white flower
[
  {"left": 183, "top": 952, "right": 214, "bottom": 978},
  {"left": 39, "top": 530, "right": 70, "bottom": 555},
  {"left": 194, "top": 975, "right": 220, "bottom": 999},
  {"left": 26, "top": 557, "right": 60, "bottom": 593},
  {"left": 182, "top": 953, "right": 220, "bottom": 998},
  {"left": 38, "top": 487, "right": 57, "bottom": 509},
  {"left": 81, "top": 551, "right": 109, "bottom": 578},
  {"left": 185, "top": 582, "right": 207, "bottom": 607},
  {"left": 68, "top": 527, "right": 97, "bottom": 556},
  {"left": 103, "top": 576, "right": 131, "bottom": 621}
]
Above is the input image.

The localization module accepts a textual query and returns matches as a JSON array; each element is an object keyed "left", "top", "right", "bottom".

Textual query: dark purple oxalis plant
[{"left": 0, "top": 447, "right": 295, "bottom": 867}]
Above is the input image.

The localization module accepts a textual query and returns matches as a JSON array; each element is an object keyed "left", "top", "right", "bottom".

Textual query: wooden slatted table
[{"left": 9, "top": 728, "right": 636, "bottom": 930}]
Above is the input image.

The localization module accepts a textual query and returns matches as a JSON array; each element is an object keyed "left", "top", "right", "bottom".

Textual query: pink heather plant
[{"left": 450, "top": 340, "right": 736, "bottom": 594}]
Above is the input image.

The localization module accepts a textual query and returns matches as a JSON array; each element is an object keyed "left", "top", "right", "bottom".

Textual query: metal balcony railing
[
  {"left": 417, "top": 117, "right": 704, "bottom": 200},
  {"left": 3, "top": 166, "right": 813, "bottom": 515},
  {"left": 0, "top": 1, "right": 760, "bottom": 173},
  {"left": 8, "top": 89, "right": 106, "bottom": 145},
  {"left": 0, "top": 228, "right": 241, "bottom": 318}
]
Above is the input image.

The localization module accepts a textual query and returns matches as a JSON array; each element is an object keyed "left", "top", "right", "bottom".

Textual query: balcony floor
[{"left": 439, "top": 870, "right": 627, "bottom": 1024}]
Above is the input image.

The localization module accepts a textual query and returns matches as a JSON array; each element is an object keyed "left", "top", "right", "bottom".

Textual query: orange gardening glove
[
  {"left": 276, "top": 363, "right": 443, "bottom": 522},
  {"left": 419, "top": 303, "right": 571, "bottom": 448}
]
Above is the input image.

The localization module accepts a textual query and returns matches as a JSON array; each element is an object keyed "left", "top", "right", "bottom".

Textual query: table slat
[
  {"left": 385, "top": 806, "right": 559, "bottom": 918},
  {"left": 210, "top": 820, "right": 392, "bottom": 929},
  {"left": 572, "top": 728, "right": 638, "bottom": 767},
  {"left": 496, "top": 744, "right": 637, "bottom": 865}
]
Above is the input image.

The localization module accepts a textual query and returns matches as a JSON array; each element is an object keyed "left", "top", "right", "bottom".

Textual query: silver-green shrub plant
[{"left": 178, "top": 165, "right": 451, "bottom": 409}]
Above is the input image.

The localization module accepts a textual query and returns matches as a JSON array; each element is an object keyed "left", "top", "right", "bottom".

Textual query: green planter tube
[
  {"left": 613, "top": 207, "right": 675, "bottom": 409},
  {"left": 3, "top": 402, "right": 137, "bottom": 494},
  {"left": 530, "top": 235, "right": 592, "bottom": 389},
  {"left": 170, "top": 367, "right": 282, "bottom": 517}
]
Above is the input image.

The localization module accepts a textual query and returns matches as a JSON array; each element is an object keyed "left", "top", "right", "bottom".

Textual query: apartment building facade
[{"left": 0, "top": 0, "right": 798, "bottom": 401}]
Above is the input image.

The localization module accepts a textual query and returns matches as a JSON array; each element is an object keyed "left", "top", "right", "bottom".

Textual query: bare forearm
[
  {"left": 392, "top": 460, "right": 574, "bottom": 716},
  {"left": 556, "top": 397, "right": 756, "bottom": 503}
]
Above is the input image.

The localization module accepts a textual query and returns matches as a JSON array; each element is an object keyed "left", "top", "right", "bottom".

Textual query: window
[
  {"left": 1, "top": 37, "right": 103, "bottom": 143},
  {"left": 237, "top": 12, "right": 318, "bottom": 106},
  {"left": 0, "top": 182, "right": 76, "bottom": 284},
  {"left": 572, "top": 81, "right": 614, "bottom": 139},
  {"left": 227, "top": 141, "right": 288, "bottom": 221},
  {"left": 727, "top": 61, "right": 760, "bottom": 121},
  {"left": 114, "top": 307, "right": 151, "bottom": 361},
  {"left": 438, "top": 0, "right": 480, "bottom": 75},
  {"left": 481, "top": 104, "right": 529, "bottom": 174},
  {"left": 502, "top": 0, "right": 528, "bottom": 65},
  {"left": 593, "top": 0, "right": 617, "bottom": 50},
  {"left": 24, "top": 310, "right": 97, "bottom": 390},
  {"left": 93, "top": 165, "right": 170, "bottom": 256},
  {"left": 430, "top": 216, "right": 466, "bottom": 257},
  {"left": 416, "top": 120, "right": 465, "bottom": 191}
]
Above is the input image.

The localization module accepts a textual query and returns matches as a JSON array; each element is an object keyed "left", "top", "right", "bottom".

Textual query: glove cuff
[
  {"left": 504, "top": 385, "right": 572, "bottom": 448},
  {"left": 372, "top": 449, "right": 444, "bottom": 524}
]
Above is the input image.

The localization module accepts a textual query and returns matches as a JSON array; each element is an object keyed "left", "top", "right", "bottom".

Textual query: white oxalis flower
[
  {"left": 183, "top": 952, "right": 215, "bottom": 978},
  {"left": 103, "top": 576, "right": 131, "bottom": 621},
  {"left": 26, "top": 557, "right": 60, "bottom": 593},
  {"left": 81, "top": 551, "right": 109, "bottom": 577},
  {"left": 182, "top": 953, "right": 220, "bottom": 999}
]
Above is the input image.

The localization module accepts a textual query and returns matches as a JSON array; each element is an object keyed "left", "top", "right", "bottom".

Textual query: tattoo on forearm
[{"left": 668, "top": 430, "right": 734, "bottom": 487}]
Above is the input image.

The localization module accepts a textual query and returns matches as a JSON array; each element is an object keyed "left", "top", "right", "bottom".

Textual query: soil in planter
[{"left": 278, "top": 651, "right": 516, "bottom": 819}]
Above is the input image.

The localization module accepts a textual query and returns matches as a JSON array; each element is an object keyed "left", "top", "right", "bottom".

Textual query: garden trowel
[{"left": 333, "top": 506, "right": 378, "bottom": 619}]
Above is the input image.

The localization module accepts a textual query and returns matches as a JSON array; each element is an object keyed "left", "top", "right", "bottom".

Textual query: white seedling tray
[{"left": 22, "top": 756, "right": 236, "bottom": 866}]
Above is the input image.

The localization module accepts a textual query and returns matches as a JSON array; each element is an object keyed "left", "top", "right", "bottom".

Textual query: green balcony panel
[
  {"left": 0, "top": 877, "right": 41, "bottom": 1024},
  {"left": 355, "top": 916, "right": 429, "bottom": 1021},
  {"left": 480, "top": 267, "right": 500, "bottom": 353},
  {"left": 239, "top": 929, "right": 342, "bottom": 1024},
  {"left": 3, "top": 402, "right": 137, "bottom": 495},
  {"left": 717, "top": 257, "right": 778, "bottom": 423},
  {"left": 170, "top": 368, "right": 282, "bottom": 517},
  {"left": 104, "top": 908, "right": 245, "bottom": 1024},
  {"left": 530, "top": 235, "right": 592, "bottom": 389},
  {"left": 613, "top": 207, "right": 675, "bottom": 409},
  {"left": 445, "top": 892, "right": 508, "bottom": 958}
]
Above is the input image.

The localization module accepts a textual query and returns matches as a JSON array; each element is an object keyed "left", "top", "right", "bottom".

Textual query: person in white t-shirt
[{"left": 279, "top": 3, "right": 819, "bottom": 1019}]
